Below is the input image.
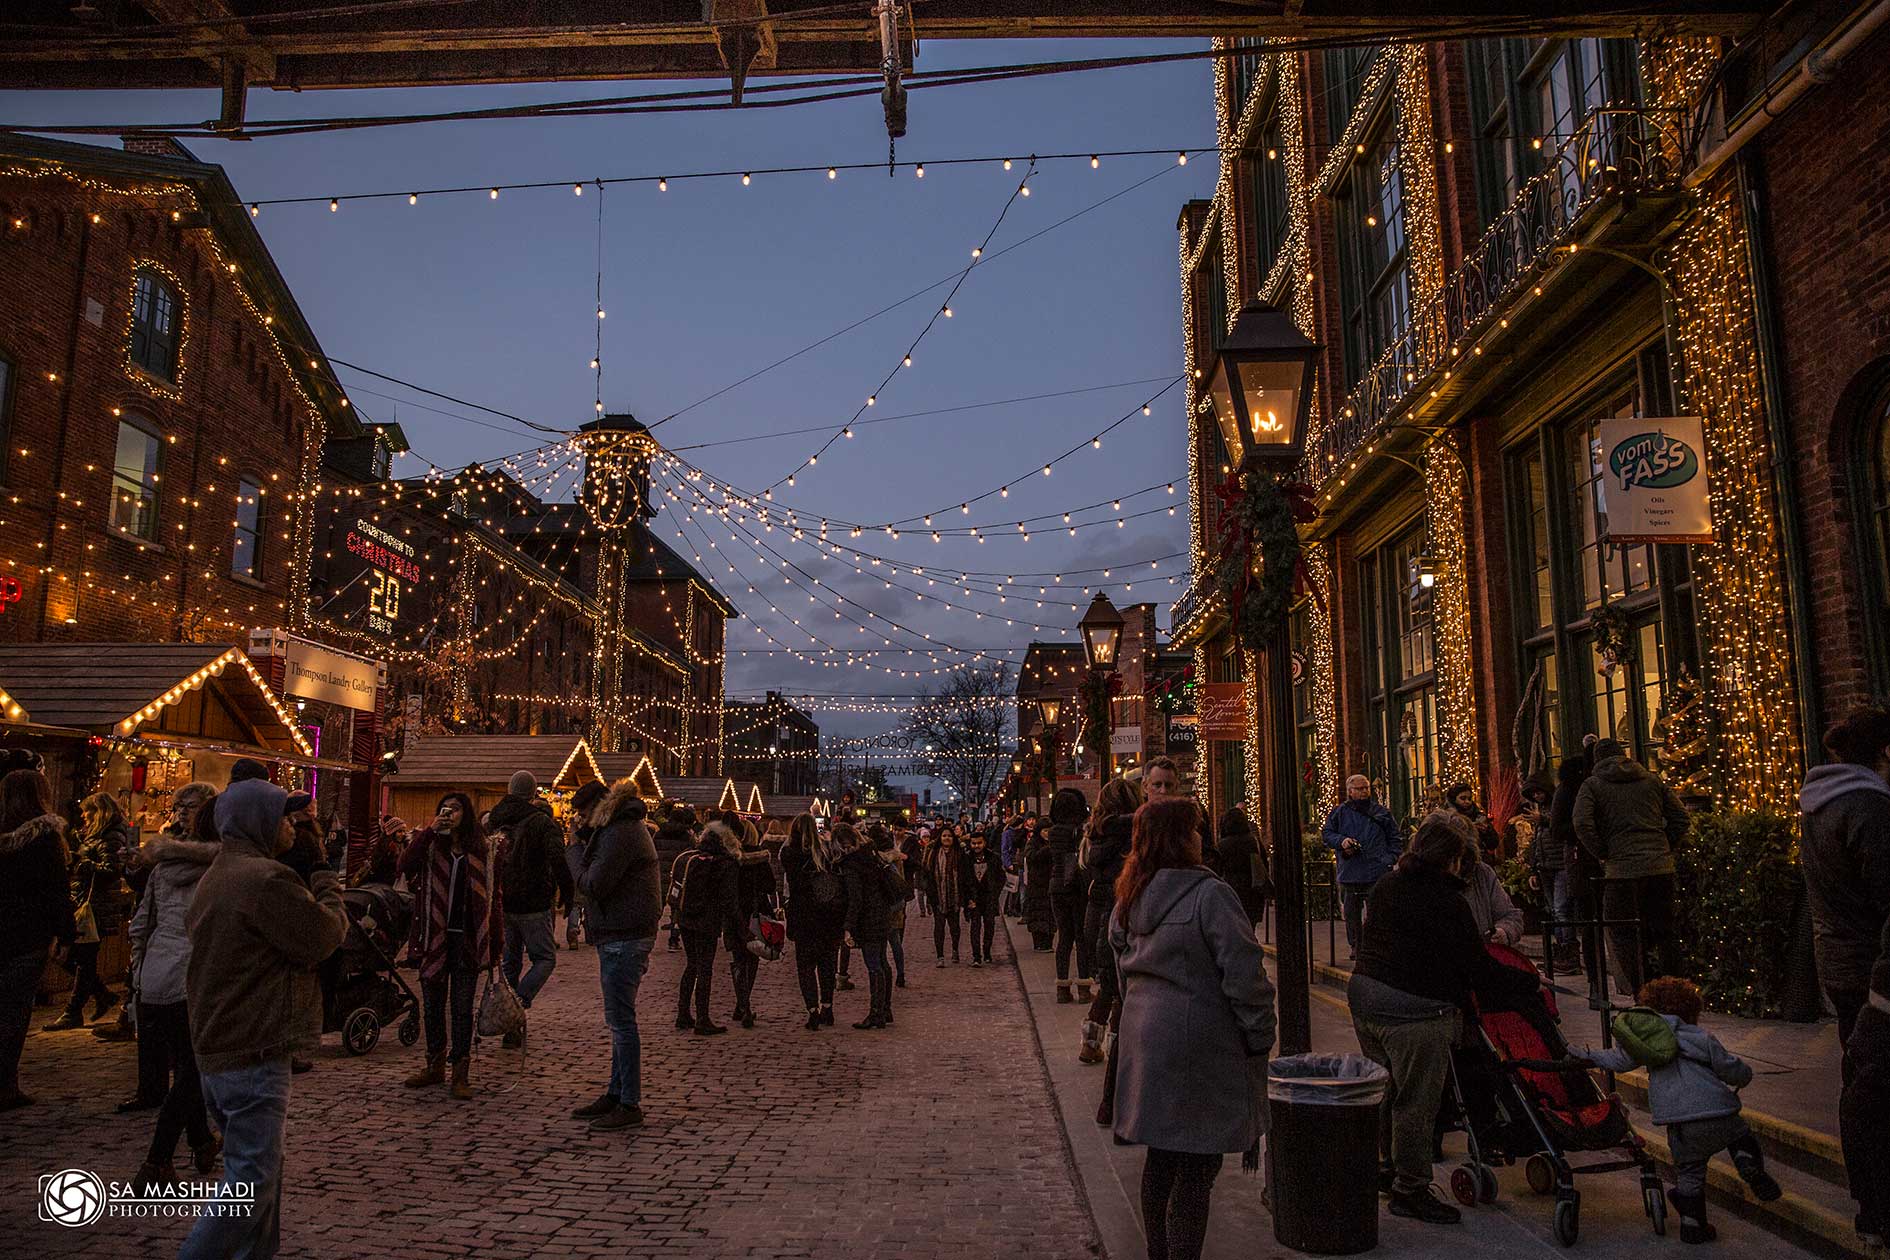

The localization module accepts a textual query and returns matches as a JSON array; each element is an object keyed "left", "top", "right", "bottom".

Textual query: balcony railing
[{"left": 1304, "top": 106, "right": 1685, "bottom": 487}]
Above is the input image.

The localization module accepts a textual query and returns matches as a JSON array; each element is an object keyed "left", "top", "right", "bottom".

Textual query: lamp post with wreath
[{"left": 1200, "top": 300, "right": 1319, "bottom": 1054}]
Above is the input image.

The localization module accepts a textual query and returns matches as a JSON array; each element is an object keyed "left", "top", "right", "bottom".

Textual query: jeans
[
  {"left": 679, "top": 931, "right": 718, "bottom": 1022},
  {"left": 1841, "top": 1003, "right": 1890, "bottom": 1236},
  {"left": 63, "top": 940, "right": 113, "bottom": 1016},
  {"left": 965, "top": 906, "right": 997, "bottom": 962},
  {"left": 144, "top": 1000, "right": 212, "bottom": 1164},
  {"left": 502, "top": 911, "right": 558, "bottom": 1008},
  {"left": 1085, "top": 901, "right": 1120, "bottom": 1023},
  {"left": 1602, "top": 873, "right": 1679, "bottom": 994},
  {"left": 1350, "top": 1002, "right": 1459, "bottom": 1193},
  {"left": 888, "top": 910, "right": 907, "bottom": 981},
  {"left": 858, "top": 939, "right": 890, "bottom": 1019},
  {"left": 0, "top": 947, "right": 45, "bottom": 1094},
  {"left": 1545, "top": 868, "right": 1576, "bottom": 950},
  {"left": 796, "top": 940, "right": 837, "bottom": 1010},
  {"left": 421, "top": 969, "right": 476, "bottom": 1063},
  {"left": 1053, "top": 891, "right": 1090, "bottom": 982},
  {"left": 597, "top": 937, "right": 652, "bottom": 1106},
  {"left": 1339, "top": 880, "right": 1377, "bottom": 954},
  {"left": 729, "top": 946, "right": 758, "bottom": 1015},
  {"left": 933, "top": 907, "right": 961, "bottom": 959},
  {"left": 178, "top": 1057, "right": 291, "bottom": 1260},
  {"left": 1141, "top": 1148, "right": 1222, "bottom": 1260}
]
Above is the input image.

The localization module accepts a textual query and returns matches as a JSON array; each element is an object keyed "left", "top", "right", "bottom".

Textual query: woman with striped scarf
[{"left": 398, "top": 793, "right": 503, "bottom": 1100}]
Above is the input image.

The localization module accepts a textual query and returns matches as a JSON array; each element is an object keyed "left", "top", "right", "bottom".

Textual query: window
[
  {"left": 1246, "top": 110, "right": 1289, "bottom": 285},
  {"left": 1323, "top": 45, "right": 1379, "bottom": 141},
  {"left": 129, "top": 268, "right": 182, "bottom": 381},
  {"left": 1465, "top": 40, "right": 1524, "bottom": 230},
  {"left": 1361, "top": 525, "right": 1439, "bottom": 819},
  {"left": 1335, "top": 105, "right": 1411, "bottom": 389},
  {"left": 110, "top": 419, "right": 161, "bottom": 539},
  {"left": 1503, "top": 343, "right": 1693, "bottom": 766},
  {"left": 1229, "top": 38, "right": 1266, "bottom": 113},
  {"left": 231, "top": 478, "right": 262, "bottom": 579}
]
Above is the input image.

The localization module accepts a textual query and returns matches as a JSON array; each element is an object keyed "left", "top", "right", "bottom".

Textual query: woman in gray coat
[{"left": 1111, "top": 797, "right": 1276, "bottom": 1260}]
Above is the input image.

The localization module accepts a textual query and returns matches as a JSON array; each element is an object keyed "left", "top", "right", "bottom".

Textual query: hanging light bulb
[
  {"left": 573, "top": 183, "right": 584, "bottom": 196},
  {"left": 915, "top": 164, "right": 925, "bottom": 178},
  {"left": 329, "top": 199, "right": 339, "bottom": 212},
  {"left": 489, "top": 188, "right": 499, "bottom": 199},
  {"left": 658, "top": 177, "right": 668, "bottom": 191},
  {"left": 1090, "top": 155, "right": 1100, "bottom": 168},
  {"left": 742, "top": 173, "right": 751, "bottom": 186},
  {"left": 1177, "top": 151, "right": 1188, "bottom": 165},
  {"left": 828, "top": 167, "right": 837, "bottom": 180}
]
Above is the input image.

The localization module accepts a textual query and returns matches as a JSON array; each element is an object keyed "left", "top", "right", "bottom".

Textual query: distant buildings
[{"left": 721, "top": 691, "right": 821, "bottom": 795}]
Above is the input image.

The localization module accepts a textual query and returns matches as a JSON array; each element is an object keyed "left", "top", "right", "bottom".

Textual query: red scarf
[{"left": 409, "top": 833, "right": 499, "bottom": 979}]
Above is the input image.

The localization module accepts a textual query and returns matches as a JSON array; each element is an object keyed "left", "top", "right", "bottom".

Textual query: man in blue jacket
[{"left": 1321, "top": 774, "right": 1404, "bottom": 959}]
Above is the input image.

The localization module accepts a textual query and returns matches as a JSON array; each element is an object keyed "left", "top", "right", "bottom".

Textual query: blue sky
[{"left": 4, "top": 39, "right": 1217, "bottom": 792}]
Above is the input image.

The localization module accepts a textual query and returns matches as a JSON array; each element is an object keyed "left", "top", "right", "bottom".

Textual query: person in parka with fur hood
[
  {"left": 0, "top": 769, "right": 75, "bottom": 1111},
  {"left": 671, "top": 821, "right": 755, "bottom": 1035}
]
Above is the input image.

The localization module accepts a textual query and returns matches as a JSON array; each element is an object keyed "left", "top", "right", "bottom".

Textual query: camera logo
[{"left": 39, "top": 1169, "right": 105, "bottom": 1228}]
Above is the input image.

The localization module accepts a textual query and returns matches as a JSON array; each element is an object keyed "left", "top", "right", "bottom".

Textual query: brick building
[
  {"left": 0, "top": 132, "right": 357, "bottom": 645},
  {"left": 722, "top": 691, "right": 821, "bottom": 795},
  {"left": 1173, "top": 17, "right": 1859, "bottom": 829}
]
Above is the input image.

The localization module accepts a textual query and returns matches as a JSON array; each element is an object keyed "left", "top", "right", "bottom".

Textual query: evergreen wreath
[
  {"left": 1212, "top": 470, "right": 1308, "bottom": 652},
  {"left": 1590, "top": 603, "right": 1634, "bottom": 678}
]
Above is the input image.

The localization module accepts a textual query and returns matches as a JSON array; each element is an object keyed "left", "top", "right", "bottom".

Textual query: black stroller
[{"left": 320, "top": 883, "right": 421, "bottom": 1056}]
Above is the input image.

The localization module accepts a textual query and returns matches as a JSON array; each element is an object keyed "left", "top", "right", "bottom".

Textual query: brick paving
[{"left": 2, "top": 922, "right": 1099, "bottom": 1259}]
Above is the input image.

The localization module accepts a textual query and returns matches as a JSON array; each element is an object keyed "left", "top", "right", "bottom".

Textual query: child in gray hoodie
[{"left": 1577, "top": 976, "right": 1781, "bottom": 1243}]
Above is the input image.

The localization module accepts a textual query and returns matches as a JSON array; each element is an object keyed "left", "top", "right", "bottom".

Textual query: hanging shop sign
[
  {"left": 1110, "top": 726, "right": 1143, "bottom": 758},
  {"left": 250, "top": 630, "right": 385, "bottom": 713},
  {"left": 1198, "top": 682, "right": 1247, "bottom": 741},
  {"left": 1596, "top": 416, "right": 1715, "bottom": 545}
]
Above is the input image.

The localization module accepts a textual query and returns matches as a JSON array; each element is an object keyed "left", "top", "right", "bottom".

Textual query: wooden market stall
[{"left": 383, "top": 734, "right": 603, "bottom": 824}]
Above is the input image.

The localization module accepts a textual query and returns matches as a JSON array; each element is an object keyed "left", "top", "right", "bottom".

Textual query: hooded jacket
[
  {"left": 1047, "top": 789, "right": 1090, "bottom": 896},
  {"left": 728, "top": 847, "right": 778, "bottom": 949},
  {"left": 488, "top": 791, "right": 575, "bottom": 915},
  {"left": 652, "top": 810, "right": 697, "bottom": 875},
  {"left": 673, "top": 830, "right": 743, "bottom": 939},
  {"left": 781, "top": 838, "right": 847, "bottom": 946},
  {"left": 1109, "top": 868, "right": 1276, "bottom": 1154},
  {"left": 0, "top": 814, "right": 73, "bottom": 959},
  {"left": 1024, "top": 833, "right": 1056, "bottom": 936},
  {"left": 1583, "top": 1014, "right": 1752, "bottom": 1125},
  {"left": 1573, "top": 754, "right": 1690, "bottom": 879},
  {"left": 1798, "top": 763, "right": 1890, "bottom": 997},
  {"left": 574, "top": 785, "right": 663, "bottom": 942},
  {"left": 841, "top": 845, "right": 895, "bottom": 944},
  {"left": 128, "top": 836, "right": 219, "bottom": 1005},
  {"left": 1081, "top": 813, "right": 1136, "bottom": 909},
  {"left": 184, "top": 779, "right": 347, "bottom": 1074},
  {"left": 1320, "top": 797, "right": 1403, "bottom": 885}
]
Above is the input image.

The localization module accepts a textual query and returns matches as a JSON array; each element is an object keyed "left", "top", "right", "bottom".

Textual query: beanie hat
[
  {"left": 1592, "top": 738, "right": 1627, "bottom": 762},
  {"left": 228, "top": 757, "right": 270, "bottom": 784},
  {"left": 508, "top": 770, "right": 537, "bottom": 797}
]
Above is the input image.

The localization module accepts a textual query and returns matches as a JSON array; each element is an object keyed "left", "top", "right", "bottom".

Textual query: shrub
[{"left": 1671, "top": 809, "right": 1802, "bottom": 1019}]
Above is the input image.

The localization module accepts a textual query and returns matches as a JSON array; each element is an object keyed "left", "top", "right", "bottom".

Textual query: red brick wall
[
  {"left": 0, "top": 171, "right": 315, "bottom": 645},
  {"left": 1755, "top": 20, "right": 1890, "bottom": 719}
]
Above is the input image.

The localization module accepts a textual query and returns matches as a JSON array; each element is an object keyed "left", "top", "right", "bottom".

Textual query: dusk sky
[{"left": 3, "top": 39, "right": 1218, "bottom": 795}]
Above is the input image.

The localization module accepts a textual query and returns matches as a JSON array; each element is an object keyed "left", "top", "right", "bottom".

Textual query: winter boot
[
  {"left": 1096, "top": 1031, "right": 1119, "bottom": 1125},
  {"left": 1076, "top": 979, "right": 1094, "bottom": 1003},
  {"left": 1729, "top": 1135, "right": 1782, "bottom": 1202},
  {"left": 191, "top": 1132, "right": 222, "bottom": 1175},
  {"left": 403, "top": 1054, "right": 445, "bottom": 1088},
  {"left": 448, "top": 1059, "right": 473, "bottom": 1100},
  {"left": 805, "top": 1008, "right": 822, "bottom": 1032},
  {"left": 878, "top": 971, "right": 895, "bottom": 1026},
  {"left": 1056, "top": 981, "right": 1073, "bottom": 1004},
  {"left": 92, "top": 991, "right": 120, "bottom": 1022},
  {"left": 1078, "top": 1020, "right": 1104, "bottom": 1065},
  {"left": 1670, "top": 1190, "right": 1716, "bottom": 1243},
  {"left": 818, "top": 1004, "right": 834, "bottom": 1027},
  {"left": 42, "top": 1005, "right": 85, "bottom": 1032}
]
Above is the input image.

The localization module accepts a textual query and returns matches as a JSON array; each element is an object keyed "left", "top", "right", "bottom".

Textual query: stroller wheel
[
  {"left": 1451, "top": 1165, "right": 1479, "bottom": 1208},
  {"left": 1476, "top": 1164, "right": 1499, "bottom": 1205},
  {"left": 398, "top": 1013, "right": 421, "bottom": 1047},
  {"left": 1525, "top": 1154, "right": 1557, "bottom": 1196},
  {"left": 1646, "top": 1186, "right": 1667, "bottom": 1235},
  {"left": 1552, "top": 1197, "right": 1580, "bottom": 1247},
  {"left": 341, "top": 1007, "right": 381, "bottom": 1056}
]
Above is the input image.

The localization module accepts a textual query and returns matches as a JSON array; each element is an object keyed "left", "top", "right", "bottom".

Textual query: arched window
[
  {"left": 1849, "top": 369, "right": 1890, "bottom": 694},
  {"left": 129, "top": 267, "right": 182, "bottom": 381}
]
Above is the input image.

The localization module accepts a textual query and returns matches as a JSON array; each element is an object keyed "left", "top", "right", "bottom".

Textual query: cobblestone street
[{"left": 2, "top": 922, "right": 1097, "bottom": 1259}]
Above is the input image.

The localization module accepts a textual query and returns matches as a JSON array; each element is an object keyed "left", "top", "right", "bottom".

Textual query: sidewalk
[
  {"left": 1006, "top": 916, "right": 1793, "bottom": 1260},
  {"left": 1263, "top": 909, "right": 1861, "bottom": 1258}
]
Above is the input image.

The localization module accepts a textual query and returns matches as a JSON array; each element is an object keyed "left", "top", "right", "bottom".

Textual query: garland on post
[
  {"left": 1212, "top": 470, "right": 1315, "bottom": 651},
  {"left": 1077, "top": 670, "right": 1120, "bottom": 759}
]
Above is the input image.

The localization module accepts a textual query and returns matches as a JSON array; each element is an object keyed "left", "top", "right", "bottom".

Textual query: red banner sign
[{"left": 1197, "top": 682, "right": 1248, "bottom": 741}]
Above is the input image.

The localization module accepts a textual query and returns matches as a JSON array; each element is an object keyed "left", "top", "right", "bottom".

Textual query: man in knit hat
[
  {"left": 1573, "top": 737, "right": 1690, "bottom": 994},
  {"left": 488, "top": 770, "right": 573, "bottom": 1026}
]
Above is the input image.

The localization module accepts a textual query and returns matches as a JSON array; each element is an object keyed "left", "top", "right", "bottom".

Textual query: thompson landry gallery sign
[
  {"left": 1596, "top": 416, "right": 1714, "bottom": 545},
  {"left": 1198, "top": 682, "right": 1247, "bottom": 741},
  {"left": 281, "top": 639, "right": 381, "bottom": 712}
]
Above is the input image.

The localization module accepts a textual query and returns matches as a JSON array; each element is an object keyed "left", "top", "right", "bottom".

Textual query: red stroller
[{"left": 1442, "top": 942, "right": 1665, "bottom": 1246}]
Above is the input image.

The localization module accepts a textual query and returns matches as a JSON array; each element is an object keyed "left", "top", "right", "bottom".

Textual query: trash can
[{"left": 1267, "top": 1053, "right": 1388, "bottom": 1255}]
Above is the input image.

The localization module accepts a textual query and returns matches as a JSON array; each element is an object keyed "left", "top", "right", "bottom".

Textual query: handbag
[
  {"left": 73, "top": 899, "right": 99, "bottom": 946},
  {"left": 476, "top": 967, "right": 526, "bottom": 1040},
  {"left": 753, "top": 912, "right": 786, "bottom": 955}
]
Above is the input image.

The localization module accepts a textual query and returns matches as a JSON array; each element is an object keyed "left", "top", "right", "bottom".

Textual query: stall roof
[
  {"left": 766, "top": 794, "right": 828, "bottom": 820},
  {"left": 662, "top": 776, "right": 739, "bottom": 810},
  {"left": 594, "top": 752, "right": 662, "bottom": 799},
  {"left": 390, "top": 735, "right": 602, "bottom": 788},
  {"left": 738, "top": 782, "right": 764, "bottom": 815},
  {"left": 0, "top": 642, "right": 309, "bottom": 754}
]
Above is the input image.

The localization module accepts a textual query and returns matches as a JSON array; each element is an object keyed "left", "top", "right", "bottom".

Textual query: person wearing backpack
[
  {"left": 727, "top": 818, "right": 778, "bottom": 1029},
  {"left": 1047, "top": 788, "right": 1092, "bottom": 1003},
  {"left": 841, "top": 824, "right": 900, "bottom": 1030},
  {"left": 1576, "top": 976, "right": 1781, "bottom": 1242},
  {"left": 672, "top": 822, "right": 753, "bottom": 1036},
  {"left": 489, "top": 772, "right": 574, "bottom": 1029},
  {"left": 782, "top": 814, "right": 847, "bottom": 1030}
]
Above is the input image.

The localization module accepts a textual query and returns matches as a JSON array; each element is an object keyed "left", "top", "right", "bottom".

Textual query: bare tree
[{"left": 903, "top": 662, "right": 1014, "bottom": 815}]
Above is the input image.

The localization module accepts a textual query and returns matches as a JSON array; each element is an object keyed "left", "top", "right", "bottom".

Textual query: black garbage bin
[{"left": 1267, "top": 1053, "right": 1388, "bottom": 1255}]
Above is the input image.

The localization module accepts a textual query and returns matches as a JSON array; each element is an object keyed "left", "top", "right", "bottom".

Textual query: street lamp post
[
  {"left": 1079, "top": 593, "right": 1125, "bottom": 779},
  {"left": 1036, "top": 694, "right": 1062, "bottom": 801},
  {"left": 1201, "top": 300, "right": 1318, "bottom": 1055}
]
